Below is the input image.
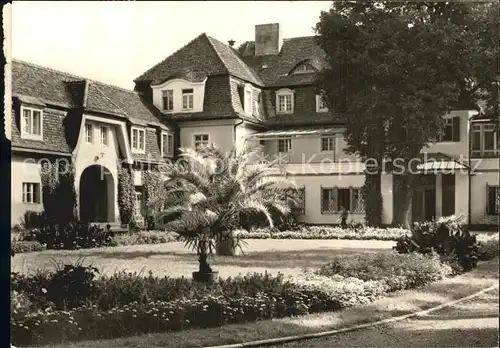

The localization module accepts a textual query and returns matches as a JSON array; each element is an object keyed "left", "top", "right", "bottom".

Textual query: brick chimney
[{"left": 255, "top": 23, "right": 282, "bottom": 56}]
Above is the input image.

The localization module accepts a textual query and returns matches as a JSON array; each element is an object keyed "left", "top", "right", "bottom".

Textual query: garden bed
[{"left": 10, "top": 251, "right": 462, "bottom": 347}]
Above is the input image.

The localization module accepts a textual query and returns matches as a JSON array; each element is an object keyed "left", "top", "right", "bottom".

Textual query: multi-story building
[{"left": 10, "top": 23, "right": 499, "bottom": 229}]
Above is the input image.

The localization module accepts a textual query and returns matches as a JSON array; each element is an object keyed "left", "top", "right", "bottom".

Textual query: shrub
[
  {"left": 22, "top": 210, "right": 48, "bottom": 230},
  {"left": 11, "top": 241, "right": 46, "bottom": 254},
  {"left": 394, "top": 216, "right": 481, "bottom": 271},
  {"left": 317, "top": 252, "right": 451, "bottom": 291},
  {"left": 477, "top": 234, "right": 499, "bottom": 261},
  {"left": 12, "top": 262, "right": 100, "bottom": 311},
  {"left": 30, "top": 222, "right": 115, "bottom": 250},
  {"left": 113, "top": 230, "right": 180, "bottom": 246}
]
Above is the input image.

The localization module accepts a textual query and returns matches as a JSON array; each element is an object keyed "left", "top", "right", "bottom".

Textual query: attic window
[
  {"left": 291, "top": 62, "right": 317, "bottom": 75},
  {"left": 262, "top": 64, "right": 268, "bottom": 69},
  {"left": 182, "top": 89, "right": 194, "bottom": 110},
  {"left": 20, "top": 106, "right": 43, "bottom": 141}
]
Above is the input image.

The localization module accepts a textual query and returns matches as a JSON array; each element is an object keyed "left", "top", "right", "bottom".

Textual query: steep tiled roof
[
  {"left": 136, "top": 32, "right": 334, "bottom": 127},
  {"left": 135, "top": 34, "right": 263, "bottom": 87},
  {"left": 240, "top": 36, "right": 327, "bottom": 86},
  {"left": 134, "top": 33, "right": 228, "bottom": 85},
  {"left": 12, "top": 60, "right": 169, "bottom": 128},
  {"left": 11, "top": 60, "right": 172, "bottom": 154}
]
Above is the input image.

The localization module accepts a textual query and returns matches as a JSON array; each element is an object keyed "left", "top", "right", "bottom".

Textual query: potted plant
[{"left": 154, "top": 144, "right": 298, "bottom": 282}]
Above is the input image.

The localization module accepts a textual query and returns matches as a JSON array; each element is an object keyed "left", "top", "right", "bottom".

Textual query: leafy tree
[
  {"left": 315, "top": 1, "right": 498, "bottom": 228},
  {"left": 154, "top": 144, "right": 297, "bottom": 280}
]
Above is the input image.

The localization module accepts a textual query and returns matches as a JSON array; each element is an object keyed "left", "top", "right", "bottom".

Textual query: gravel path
[{"left": 272, "top": 287, "right": 499, "bottom": 348}]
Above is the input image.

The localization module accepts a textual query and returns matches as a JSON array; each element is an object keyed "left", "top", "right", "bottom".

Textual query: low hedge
[
  {"left": 12, "top": 252, "right": 452, "bottom": 346},
  {"left": 11, "top": 241, "right": 46, "bottom": 254},
  {"left": 238, "top": 226, "right": 410, "bottom": 241},
  {"left": 113, "top": 230, "right": 180, "bottom": 246}
]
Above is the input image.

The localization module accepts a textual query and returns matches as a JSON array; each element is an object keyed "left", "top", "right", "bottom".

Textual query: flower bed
[
  {"left": 11, "top": 251, "right": 453, "bottom": 346},
  {"left": 11, "top": 241, "right": 46, "bottom": 254},
  {"left": 238, "top": 225, "right": 410, "bottom": 241},
  {"left": 113, "top": 230, "right": 180, "bottom": 246}
]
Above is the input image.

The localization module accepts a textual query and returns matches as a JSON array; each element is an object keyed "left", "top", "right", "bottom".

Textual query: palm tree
[{"left": 154, "top": 144, "right": 298, "bottom": 282}]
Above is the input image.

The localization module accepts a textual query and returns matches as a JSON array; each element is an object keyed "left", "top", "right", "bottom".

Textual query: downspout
[
  {"left": 234, "top": 117, "right": 245, "bottom": 145},
  {"left": 467, "top": 115, "right": 472, "bottom": 232}
]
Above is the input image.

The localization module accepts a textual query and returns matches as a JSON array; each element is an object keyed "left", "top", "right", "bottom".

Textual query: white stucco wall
[
  {"left": 178, "top": 119, "right": 236, "bottom": 153},
  {"left": 151, "top": 78, "right": 206, "bottom": 113},
  {"left": 11, "top": 154, "right": 44, "bottom": 225},
  {"left": 282, "top": 174, "right": 366, "bottom": 224},
  {"left": 73, "top": 115, "right": 129, "bottom": 223}
]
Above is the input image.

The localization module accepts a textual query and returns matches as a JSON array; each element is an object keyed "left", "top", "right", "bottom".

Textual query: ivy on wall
[
  {"left": 142, "top": 168, "right": 166, "bottom": 230},
  {"left": 117, "top": 166, "right": 136, "bottom": 226},
  {"left": 40, "top": 161, "right": 77, "bottom": 223}
]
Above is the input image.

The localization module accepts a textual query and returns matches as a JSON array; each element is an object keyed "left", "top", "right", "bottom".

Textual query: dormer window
[
  {"left": 182, "top": 89, "right": 194, "bottom": 110},
  {"left": 290, "top": 61, "right": 317, "bottom": 75},
  {"left": 316, "top": 95, "right": 328, "bottom": 112},
  {"left": 276, "top": 89, "right": 294, "bottom": 114},
  {"left": 20, "top": 106, "right": 43, "bottom": 140},
  {"left": 162, "top": 90, "right": 174, "bottom": 111},
  {"left": 131, "top": 127, "right": 146, "bottom": 153},
  {"left": 244, "top": 85, "right": 253, "bottom": 115},
  {"left": 161, "top": 132, "right": 174, "bottom": 157}
]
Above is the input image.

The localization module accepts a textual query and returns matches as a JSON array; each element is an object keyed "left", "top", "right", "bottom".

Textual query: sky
[{"left": 11, "top": 1, "right": 333, "bottom": 90}]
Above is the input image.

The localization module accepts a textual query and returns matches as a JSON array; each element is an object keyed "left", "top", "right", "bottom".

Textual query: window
[
  {"left": 321, "top": 135, "right": 335, "bottom": 152},
  {"left": 194, "top": 134, "right": 209, "bottom": 150},
  {"left": 162, "top": 133, "right": 174, "bottom": 156},
  {"left": 277, "top": 138, "right": 292, "bottom": 153},
  {"left": 316, "top": 95, "right": 328, "bottom": 112},
  {"left": 291, "top": 63, "right": 316, "bottom": 74},
  {"left": 131, "top": 127, "right": 146, "bottom": 152},
  {"left": 182, "top": 89, "right": 194, "bottom": 110},
  {"left": 22, "top": 183, "right": 41, "bottom": 204},
  {"left": 321, "top": 188, "right": 336, "bottom": 214},
  {"left": 21, "top": 107, "right": 43, "bottom": 140},
  {"left": 135, "top": 192, "right": 142, "bottom": 216},
  {"left": 440, "top": 117, "right": 460, "bottom": 142},
  {"left": 276, "top": 89, "right": 294, "bottom": 114},
  {"left": 321, "top": 187, "right": 364, "bottom": 214},
  {"left": 244, "top": 88, "right": 253, "bottom": 115},
  {"left": 85, "top": 124, "right": 93, "bottom": 143},
  {"left": 472, "top": 123, "right": 498, "bottom": 158},
  {"left": 162, "top": 90, "right": 174, "bottom": 111},
  {"left": 487, "top": 185, "right": 499, "bottom": 215},
  {"left": 100, "top": 126, "right": 108, "bottom": 146}
]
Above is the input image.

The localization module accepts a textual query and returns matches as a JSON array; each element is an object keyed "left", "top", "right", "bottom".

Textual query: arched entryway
[{"left": 79, "top": 165, "right": 114, "bottom": 222}]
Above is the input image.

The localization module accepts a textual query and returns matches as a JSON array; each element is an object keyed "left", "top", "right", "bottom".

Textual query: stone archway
[{"left": 79, "top": 165, "right": 114, "bottom": 222}]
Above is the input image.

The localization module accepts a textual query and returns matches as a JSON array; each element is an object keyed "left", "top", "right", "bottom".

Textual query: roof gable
[{"left": 134, "top": 33, "right": 229, "bottom": 85}]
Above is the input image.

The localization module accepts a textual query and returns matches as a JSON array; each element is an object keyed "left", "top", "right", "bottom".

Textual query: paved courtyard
[{"left": 11, "top": 239, "right": 394, "bottom": 278}]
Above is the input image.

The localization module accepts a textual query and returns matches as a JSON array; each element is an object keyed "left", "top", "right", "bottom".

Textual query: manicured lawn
[{"left": 11, "top": 239, "right": 394, "bottom": 278}]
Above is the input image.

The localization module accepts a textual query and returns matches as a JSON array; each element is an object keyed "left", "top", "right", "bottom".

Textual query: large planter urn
[{"left": 216, "top": 231, "right": 241, "bottom": 256}]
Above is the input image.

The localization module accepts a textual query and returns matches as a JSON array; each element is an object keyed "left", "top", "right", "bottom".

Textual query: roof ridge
[
  {"left": 91, "top": 82, "right": 128, "bottom": 116},
  {"left": 13, "top": 58, "right": 137, "bottom": 94},
  {"left": 134, "top": 32, "right": 208, "bottom": 82},
  {"left": 205, "top": 35, "right": 231, "bottom": 75}
]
